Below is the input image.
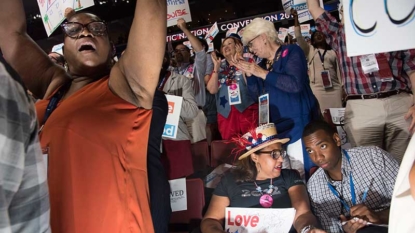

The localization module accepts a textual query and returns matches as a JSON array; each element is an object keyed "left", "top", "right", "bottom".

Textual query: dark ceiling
[{"left": 24, "top": 0, "right": 284, "bottom": 41}]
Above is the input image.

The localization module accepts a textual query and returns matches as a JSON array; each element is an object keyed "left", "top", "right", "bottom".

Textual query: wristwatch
[{"left": 301, "top": 225, "right": 315, "bottom": 233}]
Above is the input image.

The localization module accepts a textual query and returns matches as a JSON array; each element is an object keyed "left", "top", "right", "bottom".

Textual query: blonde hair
[{"left": 242, "top": 18, "right": 281, "bottom": 46}]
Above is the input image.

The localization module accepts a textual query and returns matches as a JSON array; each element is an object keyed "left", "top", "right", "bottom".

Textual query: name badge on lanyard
[
  {"left": 318, "top": 50, "right": 333, "bottom": 89},
  {"left": 228, "top": 83, "right": 241, "bottom": 105},
  {"left": 259, "top": 93, "right": 269, "bottom": 125},
  {"left": 359, "top": 54, "right": 379, "bottom": 74}
]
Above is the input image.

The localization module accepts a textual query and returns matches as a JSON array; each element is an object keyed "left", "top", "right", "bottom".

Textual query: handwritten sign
[
  {"left": 225, "top": 207, "right": 296, "bottom": 233},
  {"left": 163, "top": 95, "right": 183, "bottom": 139},
  {"left": 167, "top": 0, "right": 192, "bottom": 27},
  {"left": 169, "top": 178, "right": 187, "bottom": 212},
  {"left": 343, "top": 0, "right": 415, "bottom": 56},
  {"left": 37, "top": 0, "right": 95, "bottom": 36}
]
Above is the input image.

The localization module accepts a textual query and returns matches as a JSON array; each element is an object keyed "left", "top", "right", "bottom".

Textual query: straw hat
[{"left": 235, "top": 123, "right": 290, "bottom": 160}]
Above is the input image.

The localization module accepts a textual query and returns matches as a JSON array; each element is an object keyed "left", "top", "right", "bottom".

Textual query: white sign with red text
[
  {"left": 343, "top": 0, "right": 415, "bottom": 56},
  {"left": 163, "top": 95, "right": 183, "bottom": 139},
  {"left": 167, "top": 0, "right": 192, "bottom": 27},
  {"left": 225, "top": 207, "right": 296, "bottom": 233},
  {"left": 37, "top": 0, "right": 95, "bottom": 36}
]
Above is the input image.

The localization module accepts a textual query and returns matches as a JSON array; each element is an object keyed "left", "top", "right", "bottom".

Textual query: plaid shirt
[
  {"left": 0, "top": 60, "right": 50, "bottom": 233},
  {"left": 316, "top": 11, "right": 415, "bottom": 95},
  {"left": 307, "top": 146, "right": 398, "bottom": 232}
]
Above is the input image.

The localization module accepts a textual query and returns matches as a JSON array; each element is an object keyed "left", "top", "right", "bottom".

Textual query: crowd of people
[{"left": 0, "top": 0, "right": 414, "bottom": 232}]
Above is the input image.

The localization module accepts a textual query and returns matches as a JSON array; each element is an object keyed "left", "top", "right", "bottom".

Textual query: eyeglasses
[
  {"left": 247, "top": 35, "right": 261, "bottom": 48},
  {"left": 174, "top": 48, "right": 188, "bottom": 53},
  {"left": 257, "top": 149, "right": 286, "bottom": 160},
  {"left": 61, "top": 21, "right": 107, "bottom": 38}
]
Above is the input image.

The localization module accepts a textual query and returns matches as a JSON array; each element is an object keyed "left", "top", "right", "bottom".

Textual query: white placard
[
  {"left": 163, "top": 95, "right": 183, "bottom": 139},
  {"left": 167, "top": 0, "right": 192, "bottom": 27},
  {"left": 288, "top": 26, "right": 295, "bottom": 39},
  {"left": 205, "top": 22, "right": 219, "bottom": 44},
  {"left": 282, "top": 0, "right": 324, "bottom": 23},
  {"left": 278, "top": 27, "right": 288, "bottom": 42},
  {"left": 226, "top": 27, "right": 239, "bottom": 37},
  {"left": 169, "top": 178, "right": 187, "bottom": 212},
  {"left": 37, "top": 0, "right": 95, "bottom": 37},
  {"left": 225, "top": 207, "right": 296, "bottom": 233},
  {"left": 300, "top": 24, "right": 311, "bottom": 38},
  {"left": 343, "top": 0, "right": 415, "bottom": 57}
]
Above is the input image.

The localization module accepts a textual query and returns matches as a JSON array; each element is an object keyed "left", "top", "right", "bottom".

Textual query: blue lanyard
[{"left": 327, "top": 150, "right": 356, "bottom": 213}]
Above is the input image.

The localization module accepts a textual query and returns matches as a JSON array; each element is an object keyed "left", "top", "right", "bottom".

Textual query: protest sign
[
  {"left": 169, "top": 178, "right": 187, "bottom": 212},
  {"left": 225, "top": 207, "right": 296, "bottom": 233},
  {"left": 278, "top": 27, "right": 288, "bottom": 42},
  {"left": 282, "top": 0, "right": 324, "bottom": 23},
  {"left": 205, "top": 22, "right": 219, "bottom": 44},
  {"left": 343, "top": 0, "right": 415, "bottom": 56},
  {"left": 226, "top": 27, "right": 239, "bottom": 37},
  {"left": 167, "top": 0, "right": 192, "bottom": 27},
  {"left": 37, "top": 0, "right": 95, "bottom": 36},
  {"left": 163, "top": 95, "right": 183, "bottom": 139}
]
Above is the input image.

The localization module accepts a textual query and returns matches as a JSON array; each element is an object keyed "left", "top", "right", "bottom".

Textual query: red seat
[
  {"left": 191, "top": 140, "right": 210, "bottom": 170},
  {"left": 169, "top": 178, "right": 205, "bottom": 233},
  {"left": 210, "top": 140, "right": 238, "bottom": 167}
]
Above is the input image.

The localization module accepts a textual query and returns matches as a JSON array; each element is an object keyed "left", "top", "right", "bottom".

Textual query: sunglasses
[
  {"left": 257, "top": 149, "right": 286, "bottom": 160},
  {"left": 61, "top": 21, "right": 107, "bottom": 38}
]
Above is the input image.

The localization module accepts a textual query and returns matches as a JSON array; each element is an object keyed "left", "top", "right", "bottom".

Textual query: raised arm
[
  {"left": 116, "top": 0, "right": 167, "bottom": 109},
  {"left": 206, "top": 52, "right": 221, "bottom": 94},
  {"left": 306, "top": 0, "right": 325, "bottom": 20},
  {"left": 177, "top": 18, "right": 203, "bottom": 52},
  {"left": 0, "top": 0, "right": 69, "bottom": 99},
  {"left": 293, "top": 10, "right": 310, "bottom": 57}
]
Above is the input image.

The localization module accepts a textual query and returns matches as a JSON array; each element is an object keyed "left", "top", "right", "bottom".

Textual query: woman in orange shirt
[{"left": 0, "top": 0, "right": 166, "bottom": 232}]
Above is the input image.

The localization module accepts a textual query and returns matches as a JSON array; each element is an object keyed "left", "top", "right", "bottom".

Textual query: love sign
[{"left": 225, "top": 207, "right": 296, "bottom": 233}]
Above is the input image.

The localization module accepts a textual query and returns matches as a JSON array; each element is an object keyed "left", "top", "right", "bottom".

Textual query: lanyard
[
  {"left": 317, "top": 49, "right": 327, "bottom": 70},
  {"left": 327, "top": 150, "right": 356, "bottom": 213},
  {"left": 39, "top": 82, "right": 71, "bottom": 133},
  {"left": 179, "top": 64, "right": 192, "bottom": 76},
  {"left": 158, "top": 71, "right": 171, "bottom": 91}
]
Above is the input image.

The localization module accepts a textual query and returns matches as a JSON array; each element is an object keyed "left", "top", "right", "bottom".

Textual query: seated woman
[
  {"left": 232, "top": 18, "right": 321, "bottom": 179},
  {"left": 206, "top": 34, "right": 258, "bottom": 140},
  {"left": 201, "top": 123, "right": 326, "bottom": 233}
]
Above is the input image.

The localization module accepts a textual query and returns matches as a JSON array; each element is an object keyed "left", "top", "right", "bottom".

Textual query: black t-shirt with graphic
[{"left": 214, "top": 169, "right": 305, "bottom": 208}]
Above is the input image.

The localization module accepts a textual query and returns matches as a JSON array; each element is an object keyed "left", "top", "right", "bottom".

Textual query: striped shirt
[
  {"left": 316, "top": 11, "right": 415, "bottom": 95},
  {"left": 0, "top": 58, "right": 50, "bottom": 233},
  {"left": 307, "top": 146, "right": 398, "bottom": 232}
]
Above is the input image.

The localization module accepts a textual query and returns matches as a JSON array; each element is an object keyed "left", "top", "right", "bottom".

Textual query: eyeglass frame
[
  {"left": 61, "top": 21, "right": 107, "bottom": 38},
  {"left": 257, "top": 149, "right": 287, "bottom": 160},
  {"left": 247, "top": 34, "right": 261, "bottom": 49}
]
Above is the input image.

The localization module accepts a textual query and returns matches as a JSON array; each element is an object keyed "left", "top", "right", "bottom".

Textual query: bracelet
[{"left": 300, "top": 225, "right": 315, "bottom": 233}]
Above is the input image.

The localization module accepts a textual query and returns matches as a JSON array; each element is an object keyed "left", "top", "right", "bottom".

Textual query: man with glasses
[
  {"left": 303, "top": 120, "right": 397, "bottom": 233},
  {"left": 175, "top": 18, "right": 208, "bottom": 144}
]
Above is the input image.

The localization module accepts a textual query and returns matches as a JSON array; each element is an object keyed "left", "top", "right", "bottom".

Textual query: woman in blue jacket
[{"left": 232, "top": 18, "right": 321, "bottom": 179}]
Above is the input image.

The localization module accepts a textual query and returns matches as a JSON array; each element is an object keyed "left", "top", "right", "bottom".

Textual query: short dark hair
[{"left": 302, "top": 120, "right": 337, "bottom": 139}]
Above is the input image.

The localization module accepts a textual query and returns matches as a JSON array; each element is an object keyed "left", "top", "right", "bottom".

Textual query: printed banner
[
  {"left": 167, "top": 0, "right": 192, "bottom": 27},
  {"left": 37, "top": 0, "right": 95, "bottom": 36},
  {"left": 225, "top": 207, "right": 296, "bottom": 233},
  {"left": 343, "top": 0, "right": 415, "bottom": 56},
  {"left": 163, "top": 95, "right": 183, "bottom": 139},
  {"left": 169, "top": 178, "right": 187, "bottom": 212}
]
